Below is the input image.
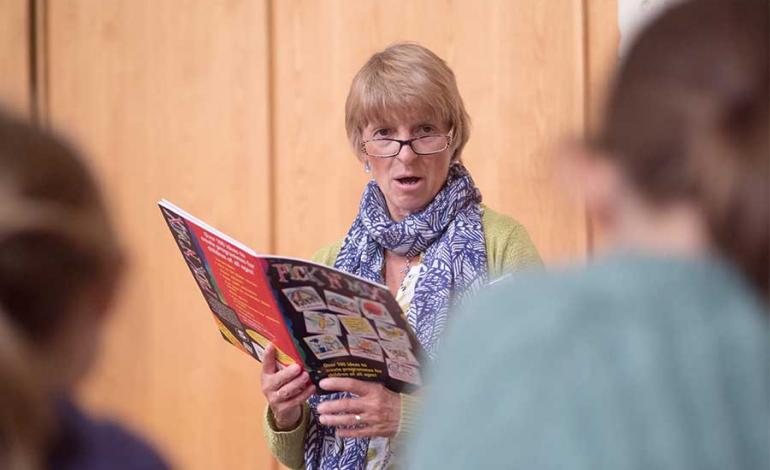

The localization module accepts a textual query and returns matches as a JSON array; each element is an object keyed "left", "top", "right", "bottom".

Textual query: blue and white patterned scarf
[{"left": 303, "top": 163, "right": 488, "bottom": 470}]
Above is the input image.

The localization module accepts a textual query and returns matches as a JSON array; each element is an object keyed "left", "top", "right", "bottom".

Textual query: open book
[{"left": 159, "top": 200, "right": 422, "bottom": 394}]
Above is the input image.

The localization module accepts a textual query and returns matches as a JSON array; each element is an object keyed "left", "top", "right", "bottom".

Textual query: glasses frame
[{"left": 360, "top": 133, "right": 453, "bottom": 158}]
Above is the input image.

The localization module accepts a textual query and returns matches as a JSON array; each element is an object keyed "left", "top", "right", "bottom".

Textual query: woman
[
  {"left": 409, "top": 1, "right": 768, "bottom": 469},
  {"left": 0, "top": 110, "right": 169, "bottom": 470},
  {"left": 260, "top": 43, "right": 541, "bottom": 469}
]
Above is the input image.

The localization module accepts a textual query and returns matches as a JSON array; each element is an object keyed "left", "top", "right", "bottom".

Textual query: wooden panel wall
[
  {"left": 272, "top": 0, "right": 590, "bottom": 263},
  {"left": 0, "top": 0, "right": 29, "bottom": 115},
  {"left": 585, "top": 0, "right": 622, "bottom": 250},
  {"left": 43, "top": 1, "right": 274, "bottom": 469},
  {"left": 0, "top": 1, "right": 618, "bottom": 469}
]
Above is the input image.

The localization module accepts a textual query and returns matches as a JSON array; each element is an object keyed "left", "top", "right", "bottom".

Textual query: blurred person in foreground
[
  {"left": 409, "top": 0, "right": 768, "bottom": 469},
  {"left": 0, "top": 110, "right": 170, "bottom": 470}
]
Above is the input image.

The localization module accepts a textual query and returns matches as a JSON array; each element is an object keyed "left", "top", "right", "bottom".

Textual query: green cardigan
[{"left": 263, "top": 206, "right": 542, "bottom": 469}]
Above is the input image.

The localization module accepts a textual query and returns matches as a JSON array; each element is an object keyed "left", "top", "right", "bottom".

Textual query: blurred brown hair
[
  {"left": 595, "top": 0, "right": 769, "bottom": 299},
  {"left": 0, "top": 110, "right": 124, "bottom": 468}
]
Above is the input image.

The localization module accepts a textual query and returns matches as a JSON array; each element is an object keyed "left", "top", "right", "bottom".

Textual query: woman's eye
[
  {"left": 419, "top": 125, "right": 435, "bottom": 135},
  {"left": 373, "top": 128, "right": 391, "bottom": 138}
]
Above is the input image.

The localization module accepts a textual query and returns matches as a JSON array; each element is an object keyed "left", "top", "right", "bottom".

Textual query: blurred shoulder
[
  {"left": 50, "top": 398, "right": 170, "bottom": 470},
  {"left": 411, "top": 255, "right": 769, "bottom": 469},
  {"left": 454, "top": 253, "right": 768, "bottom": 351},
  {"left": 461, "top": 262, "right": 590, "bottom": 338}
]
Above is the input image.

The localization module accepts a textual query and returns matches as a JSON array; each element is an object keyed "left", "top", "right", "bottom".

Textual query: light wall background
[{"left": 0, "top": 1, "right": 618, "bottom": 468}]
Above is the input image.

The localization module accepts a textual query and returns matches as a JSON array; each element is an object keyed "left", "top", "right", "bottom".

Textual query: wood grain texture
[
  {"left": 585, "top": 0, "right": 620, "bottom": 250},
  {"left": 0, "top": 0, "right": 30, "bottom": 116},
  {"left": 44, "top": 1, "right": 275, "bottom": 468},
  {"left": 271, "top": 0, "right": 588, "bottom": 263},
  {"left": 586, "top": 0, "right": 620, "bottom": 130}
]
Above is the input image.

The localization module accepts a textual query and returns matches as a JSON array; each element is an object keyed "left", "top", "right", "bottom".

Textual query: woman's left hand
[{"left": 316, "top": 378, "right": 401, "bottom": 438}]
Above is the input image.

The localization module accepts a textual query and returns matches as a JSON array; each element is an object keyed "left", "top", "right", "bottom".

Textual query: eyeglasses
[{"left": 361, "top": 134, "right": 453, "bottom": 158}]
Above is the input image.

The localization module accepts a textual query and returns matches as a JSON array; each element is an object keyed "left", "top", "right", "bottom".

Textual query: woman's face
[{"left": 361, "top": 118, "right": 453, "bottom": 221}]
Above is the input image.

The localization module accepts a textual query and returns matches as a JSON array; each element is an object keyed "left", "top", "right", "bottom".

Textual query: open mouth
[{"left": 395, "top": 176, "right": 422, "bottom": 186}]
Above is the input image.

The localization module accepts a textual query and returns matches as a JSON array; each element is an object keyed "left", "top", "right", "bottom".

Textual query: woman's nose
[{"left": 396, "top": 140, "right": 419, "bottom": 164}]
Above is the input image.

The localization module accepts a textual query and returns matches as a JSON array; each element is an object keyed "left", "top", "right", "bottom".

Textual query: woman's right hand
[{"left": 260, "top": 343, "right": 316, "bottom": 431}]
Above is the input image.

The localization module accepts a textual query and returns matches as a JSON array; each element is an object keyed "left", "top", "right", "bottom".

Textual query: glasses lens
[
  {"left": 364, "top": 139, "right": 400, "bottom": 157},
  {"left": 412, "top": 135, "right": 448, "bottom": 155}
]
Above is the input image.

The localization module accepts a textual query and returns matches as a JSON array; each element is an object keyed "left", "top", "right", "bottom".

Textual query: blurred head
[
  {"left": 345, "top": 42, "right": 471, "bottom": 220},
  {"left": 0, "top": 109, "right": 125, "bottom": 467},
  {"left": 574, "top": 0, "right": 768, "bottom": 298}
]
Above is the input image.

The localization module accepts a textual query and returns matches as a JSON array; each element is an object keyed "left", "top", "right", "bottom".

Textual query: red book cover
[{"left": 159, "top": 200, "right": 423, "bottom": 394}]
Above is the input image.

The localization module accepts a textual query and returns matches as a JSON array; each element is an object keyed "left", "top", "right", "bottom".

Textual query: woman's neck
[{"left": 388, "top": 206, "right": 410, "bottom": 222}]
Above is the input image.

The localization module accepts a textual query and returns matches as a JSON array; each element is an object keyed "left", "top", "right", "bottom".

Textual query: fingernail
[
  {"left": 318, "top": 415, "right": 327, "bottom": 424},
  {"left": 319, "top": 378, "right": 330, "bottom": 387},
  {"left": 288, "top": 364, "right": 300, "bottom": 373}
]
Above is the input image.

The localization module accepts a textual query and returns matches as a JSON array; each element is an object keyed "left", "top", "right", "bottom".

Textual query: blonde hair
[{"left": 345, "top": 42, "right": 471, "bottom": 162}]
